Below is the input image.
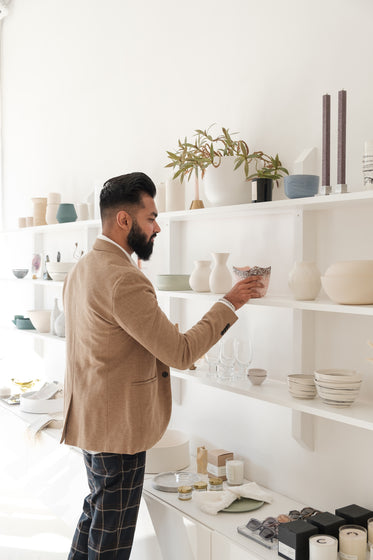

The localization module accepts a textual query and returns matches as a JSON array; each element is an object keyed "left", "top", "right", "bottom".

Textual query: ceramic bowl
[
  {"left": 56, "top": 203, "right": 77, "bottom": 223},
  {"left": 12, "top": 268, "right": 29, "bottom": 279},
  {"left": 145, "top": 429, "right": 190, "bottom": 474},
  {"left": 322, "top": 261, "right": 373, "bottom": 304},
  {"left": 248, "top": 368, "right": 267, "bottom": 385},
  {"left": 13, "top": 317, "right": 35, "bottom": 330},
  {"left": 155, "top": 274, "right": 191, "bottom": 291},
  {"left": 233, "top": 266, "right": 271, "bottom": 297},
  {"left": 46, "top": 262, "right": 75, "bottom": 282},
  {"left": 284, "top": 174, "right": 319, "bottom": 199},
  {"left": 27, "top": 310, "right": 51, "bottom": 333}
]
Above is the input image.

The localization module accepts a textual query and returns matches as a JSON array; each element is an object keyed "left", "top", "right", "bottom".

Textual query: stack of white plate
[
  {"left": 314, "top": 369, "right": 362, "bottom": 407},
  {"left": 287, "top": 374, "right": 316, "bottom": 399}
]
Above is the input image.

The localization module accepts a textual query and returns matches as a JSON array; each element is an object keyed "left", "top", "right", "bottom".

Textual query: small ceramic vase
[
  {"left": 189, "top": 260, "right": 211, "bottom": 292},
  {"left": 288, "top": 261, "right": 321, "bottom": 300},
  {"left": 46, "top": 203, "right": 59, "bottom": 224},
  {"left": 209, "top": 253, "right": 232, "bottom": 293},
  {"left": 54, "top": 311, "right": 65, "bottom": 337},
  {"left": 31, "top": 197, "right": 47, "bottom": 226},
  {"left": 165, "top": 177, "right": 185, "bottom": 211},
  {"left": 56, "top": 203, "right": 77, "bottom": 223},
  {"left": 76, "top": 203, "right": 89, "bottom": 220},
  {"left": 50, "top": 298, "right": 60, "bottom": 335}
]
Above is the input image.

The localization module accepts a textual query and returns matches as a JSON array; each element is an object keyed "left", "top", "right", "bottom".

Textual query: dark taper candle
[
  {"left": 337, "top": 89, "right": 347, "bottom": 185},
  {"left": 322, "top": 94, "right": 331, "bottom": 186}
]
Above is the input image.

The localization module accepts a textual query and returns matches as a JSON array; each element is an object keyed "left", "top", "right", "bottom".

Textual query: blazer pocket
[{"left": 131, "top": 375, "right": 157, "bottom": 386}]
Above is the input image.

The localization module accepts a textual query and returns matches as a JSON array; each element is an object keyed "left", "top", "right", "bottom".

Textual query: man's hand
[{"left": 224, "top": 277, "right": 264, "bottom": 311}]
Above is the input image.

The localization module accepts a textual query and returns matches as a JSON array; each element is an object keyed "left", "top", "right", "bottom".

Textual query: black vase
[{"left": 252, "top": 178, "right": 273, "bottom": 202}]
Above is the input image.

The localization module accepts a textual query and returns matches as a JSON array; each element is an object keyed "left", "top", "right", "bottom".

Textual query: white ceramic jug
[
  {"left": 209, "top": 253, "right": 232, "bottom": 293},
  {"left": 189, "top": 260, "right": 211, "bottom": 292},
  {"left": 288, "top": 261, "right": 321, "bottom": 300},
  {"left": 54, "top": 311, "right": 65, "bottom": 337}
]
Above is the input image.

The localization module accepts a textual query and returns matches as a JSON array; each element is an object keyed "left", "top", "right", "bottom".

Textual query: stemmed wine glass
[{"left": 234, "top": 338, "right": 253, "bottom": 379}]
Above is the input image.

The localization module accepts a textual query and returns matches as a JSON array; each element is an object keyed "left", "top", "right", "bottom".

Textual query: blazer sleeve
[{"left": 111, "top": 268, "right": 238, "bottom": 370}]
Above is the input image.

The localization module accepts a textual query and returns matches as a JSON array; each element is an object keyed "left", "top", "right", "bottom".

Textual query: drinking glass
[
  {"left": 234, "top": 338, "right": 253, "bottom": 379},
  {"left": 205, "top": 342, "right": 220, "bottom": 376},
  {"left": 218, "top": 338, "right": 235, "bottom": 381}
]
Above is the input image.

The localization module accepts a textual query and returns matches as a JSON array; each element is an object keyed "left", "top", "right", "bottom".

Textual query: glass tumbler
[{"left": 234, "top": 338, "right": 253, "bottom": 379}]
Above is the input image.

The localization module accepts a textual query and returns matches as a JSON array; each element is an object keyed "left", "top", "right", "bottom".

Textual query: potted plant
[
  {"left": 236, "top": 152, "right": 289, "bottom": 202},
  {"left": 166, "top": 125, "right": 288, "bottom": 207}
]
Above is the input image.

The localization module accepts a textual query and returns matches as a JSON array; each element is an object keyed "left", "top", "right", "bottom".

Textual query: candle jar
[
  {"left": 309, "top": 535, "right": 338, "bottom": 560},
  {"left": 339, "top": 525, "right": 367, "bottom": 560},
  {"left": 178, "top": 485, "right": 192, "bottom": 501},
  {"left": 208, "top": 477, "right": 223, "bottom": 491},
  {"left": 226, "top": 460, "right": 244, "bottom": 486},
  {"left": 193, "top": 481, "right": 207, "bottom": 492},
  {"left": 368, "top": 518, "right": 373, "bottom": 545}
]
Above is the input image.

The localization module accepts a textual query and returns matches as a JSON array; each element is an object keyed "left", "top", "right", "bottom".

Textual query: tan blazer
[{"left": 60, "top": 238, "right": 237, "bottom": 454}]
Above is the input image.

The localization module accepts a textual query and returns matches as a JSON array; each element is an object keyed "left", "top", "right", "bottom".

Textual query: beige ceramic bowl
[
  {"left": 155, "top": 274, "right": 191, "bottom": 291},
  {"left": 46, "top": 262, "right": 75, "bottom": 282},
  {"left": 145, "top": 429, "right": 190, "bottom": 474},
  {"left": 322, "top": 260, "right": 373, "bottom": 304},
  {"left": 28, "top": 310, "right": 51, "bottom": 333}
]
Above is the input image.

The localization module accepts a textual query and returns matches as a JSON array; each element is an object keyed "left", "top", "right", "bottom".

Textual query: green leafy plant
[{"left": 166, "top": 125, "right": 288, "bottom": 187}]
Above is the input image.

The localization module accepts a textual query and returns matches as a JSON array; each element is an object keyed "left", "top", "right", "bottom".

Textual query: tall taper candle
[
  {"left": 337, "top": 89, "right": 347, "bottom": 185},
  {"left": 322, "top": 94, "right": 331, "bottom": 186}
]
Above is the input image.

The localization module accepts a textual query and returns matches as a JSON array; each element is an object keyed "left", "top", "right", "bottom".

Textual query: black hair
[{"left": 99, "top": 172, "right": 156, "bottom": 220}]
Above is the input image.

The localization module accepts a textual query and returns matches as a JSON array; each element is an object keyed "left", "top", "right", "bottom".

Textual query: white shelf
[
  {"left": 157, "top": 190, "right": 373, "bottom": 221},
  {"left": 157, "top": 291, "right": 373, "bottom": 316},
  {"left": 9, "top": 327, "right": 66, "bottom": 344},
  {"left": 1, "top": 218, "right": 101, "bottom": 235},
  {"left": 1, "top": 277, "right": 64, "bottom": 287},
  {"left": 171, "top": 367, "right": 373, "bottom": 432}
]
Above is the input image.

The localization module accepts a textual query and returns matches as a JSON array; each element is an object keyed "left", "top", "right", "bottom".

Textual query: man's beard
[{"left": 127, "top": 219, "right": 156, "bottom": 261}]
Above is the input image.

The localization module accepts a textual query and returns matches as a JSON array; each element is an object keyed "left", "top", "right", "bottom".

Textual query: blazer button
[{"left": 162, "top": 371, "right": 169, "bottom": 378}]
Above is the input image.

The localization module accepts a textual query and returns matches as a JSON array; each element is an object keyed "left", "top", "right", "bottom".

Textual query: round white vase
[
  {"left": 288, "top": 261, "right": 321, "bottom": 300},
  {"left": 54, "top": 311, "right": 65, "bottom": 337},
  {"left": 209, "top": 253, "right": 232, "bottom": 293},
  {"left": 189, "top": 260, "right": 211, "bottom": 292},
  {"left": 203, "top": 156, "right": 251, "bottom": 207}
]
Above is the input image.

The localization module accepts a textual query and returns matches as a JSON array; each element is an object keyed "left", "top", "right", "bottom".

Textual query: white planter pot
[
  {"left": 288, "top": 261, "right": 321, "bottom": 300},
  {"left": 189, "top": 260, "right": 211, "bottom": 292},
  {"left": 209, "top": 253, "right": 232, "bottom": 293},
  {"left": 203, "top": 156, "right": 251, "bottom": 206}
]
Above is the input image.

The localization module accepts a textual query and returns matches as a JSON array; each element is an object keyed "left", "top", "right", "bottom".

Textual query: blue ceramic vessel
[
  {"left": 284, "top": 175, "right": 319, "bottom": 199},
  {"left": 56, "top": 203, "right": 77, "bottom": 223}
]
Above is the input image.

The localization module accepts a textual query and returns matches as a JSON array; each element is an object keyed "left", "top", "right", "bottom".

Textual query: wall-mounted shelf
[
  {"left": 171, "top": 367, "right": 373, "bottom": 432},
  {"left": 1, "top": 218, "right": 101, "bottom": 235},
  {"left": 8, "top": 327, "right": 66, "bottom": 344},
  {"left": 157, "top": 291, "right": 373, "bottom": 317}
]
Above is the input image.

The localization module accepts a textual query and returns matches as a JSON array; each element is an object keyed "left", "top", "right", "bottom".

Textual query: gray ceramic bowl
[
  {"left": 284, "top": 175, "right": 319, "bottom": 199},
  {"left": 12, "top": 268, "right": 29, "bottom": 279},
  {"left": 155, "top": 274, "right": 191, "bottom": 291}
]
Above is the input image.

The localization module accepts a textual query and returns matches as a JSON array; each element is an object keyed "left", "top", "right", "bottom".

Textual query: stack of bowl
[
  {"left": 287, "top": 374, "right": 316, "bottom": 399},
  {"left": 314, "top": 369, "right": 362, "bottom": 407}
]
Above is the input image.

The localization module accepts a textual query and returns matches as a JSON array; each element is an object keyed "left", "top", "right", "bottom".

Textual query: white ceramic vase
[
  {"left": 165, "top": 177, "right": 185, "bottom": 211},
  {"left": 189, "top": 260, "right": 211, "bottom": 292},
  {"left": 209, "top": 253, "right": 232, "bottom": 293},
  {"left": 46, "top": 203, "right": 59, "bottom": 224},
  {"left": 203, "top": 156, "right": 251, "bottom": 207},
  {"left": 50, "top": 298, "right": 60, "bottom": 335},
  {"left": 32, "top": 197, "right": 47, "bottom": 226},
  {"left": 54, "top": 311, "right": 65, "bottom": 337},
  {"left": 288, "top": 261, "right": 321, "bottom": 300}
]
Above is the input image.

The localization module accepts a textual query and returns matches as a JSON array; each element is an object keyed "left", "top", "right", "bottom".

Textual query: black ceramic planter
[{"left": 252, "top": 178, "right": 273, "bottom": 202}]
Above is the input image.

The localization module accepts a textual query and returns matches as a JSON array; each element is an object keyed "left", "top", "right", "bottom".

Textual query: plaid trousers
[{"left": 68, "top": 450, "right": 146, "bottom": 559}]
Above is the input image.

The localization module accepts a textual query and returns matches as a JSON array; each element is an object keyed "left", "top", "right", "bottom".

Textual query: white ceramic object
[
  {"left": 47, "top": 192, "right": 61, "bottom": 204},
  {"left": 321, "top": 260, "right": 373, "bottom": 304},
  {"left": 209, "top": 252, "right": 232, "bottom": 293},
  {"left": 145, "top": 429, "right": 190, "bottom": 474},
  {"left": 288, "top": 261, "right": 321, "bottom": 300},
  {"left": 46, "top": 262, "right": 75, "bottom": 282},
  {"left": 50, "top": 298, "right": 60, "bottom": 334},
  {"left": 155, "top": 181, "right": 166, "bottom": 213},
  {"left": 20, "top": 391, "right": 63, "bottom": 413},
  {"left": 248, "top": 368, "right": 267, "bottom": 386},
  {"left": 76, "top": 203, "right": 89, "bottom": 220},
  {"left": 165, "top": 177, "right": 185, "bottom": 211},
  {"left": 45, "top": 203, "right": 59, "bottom": 224},
  {"left": 203, "top": 156, "right": 251, "bottom": 206},
  {"left": 28, "top": 309, "right": 51, "bottom": 333},
  {"left": 189, "top": 260, "right": 211, "bottom": 292},
  {"left": 54, "top": 312, "right": 65, "bottom": 337}
]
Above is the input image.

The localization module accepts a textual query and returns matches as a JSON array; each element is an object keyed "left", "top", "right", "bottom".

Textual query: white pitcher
[
  {"left": 288, "top": 261, "right": 321, "bottom": 300},
  {"left": 189, "top": 260, "right": 211, "bottom": 292},
  {"left": 209, "top": 253, "right": 232, "bottom": 293}
]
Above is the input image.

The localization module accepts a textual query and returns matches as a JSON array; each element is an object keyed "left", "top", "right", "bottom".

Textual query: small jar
[
  {"left": 178, "top": 485, "right": 192, "bottom": 501},
  {"left": 208, "top": 477, "right": 223, "bottom": 491},
  {"left": 193, "top": 481, "right": 208, "bottom": 492}
]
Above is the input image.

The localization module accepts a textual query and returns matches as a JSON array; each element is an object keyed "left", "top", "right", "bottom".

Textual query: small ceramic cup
[{"left": 284, "top": 175, "right": 319, "bottom": 199}]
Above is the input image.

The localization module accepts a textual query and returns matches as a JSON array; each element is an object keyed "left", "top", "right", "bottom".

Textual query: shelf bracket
[{"left": 291, "top": 410, "right": 314, "bottom": 451}]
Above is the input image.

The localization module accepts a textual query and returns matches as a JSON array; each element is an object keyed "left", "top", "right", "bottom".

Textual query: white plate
[{"left": 152, "top": 471, "right": 200, "bottom": 492}]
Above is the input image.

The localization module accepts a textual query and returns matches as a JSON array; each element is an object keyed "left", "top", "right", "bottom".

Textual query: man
[{"left": 61, "top": 172, "right": 263, "bottom": 559}]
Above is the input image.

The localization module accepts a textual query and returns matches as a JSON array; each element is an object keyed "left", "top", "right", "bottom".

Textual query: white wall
[{"left": 2, "top": 0, "right": 373, "bottom": 516}]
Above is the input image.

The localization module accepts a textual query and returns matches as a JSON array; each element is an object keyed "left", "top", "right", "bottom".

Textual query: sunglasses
[
  {"left": 288, "top": 507, "right": 321, "bottom": 520},
  {"left": 246, "top": 515, "right": 290, "bottom": 540}
]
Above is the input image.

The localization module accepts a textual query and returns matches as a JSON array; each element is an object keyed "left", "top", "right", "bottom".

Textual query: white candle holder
[
  {"left": 319, "top": 185, "right": 332, "bottom": 196},
  {"left": 333, "top": 183, "right": 348, "bottom": 194}
]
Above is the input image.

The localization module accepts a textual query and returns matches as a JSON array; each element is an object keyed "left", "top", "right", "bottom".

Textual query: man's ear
[{"left": 116, "top": 210, "right": 132, "bottom": 231}]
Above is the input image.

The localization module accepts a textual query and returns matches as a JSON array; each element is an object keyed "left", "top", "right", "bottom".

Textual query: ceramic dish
[
  {"left": 233, "top": 266, "right": 271, "bottom": 297},
  {"left": 12, "top": 268, "right": 29, "bottom": 279},
  {"left": 155, "top": 275, "right": 191, "bottom": 291},
  {"left": 152, "top": 471, "right": 200, "bottom": 492},
  {"left": 223, "top": 498, "right": 264, "bottom": 513}
]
